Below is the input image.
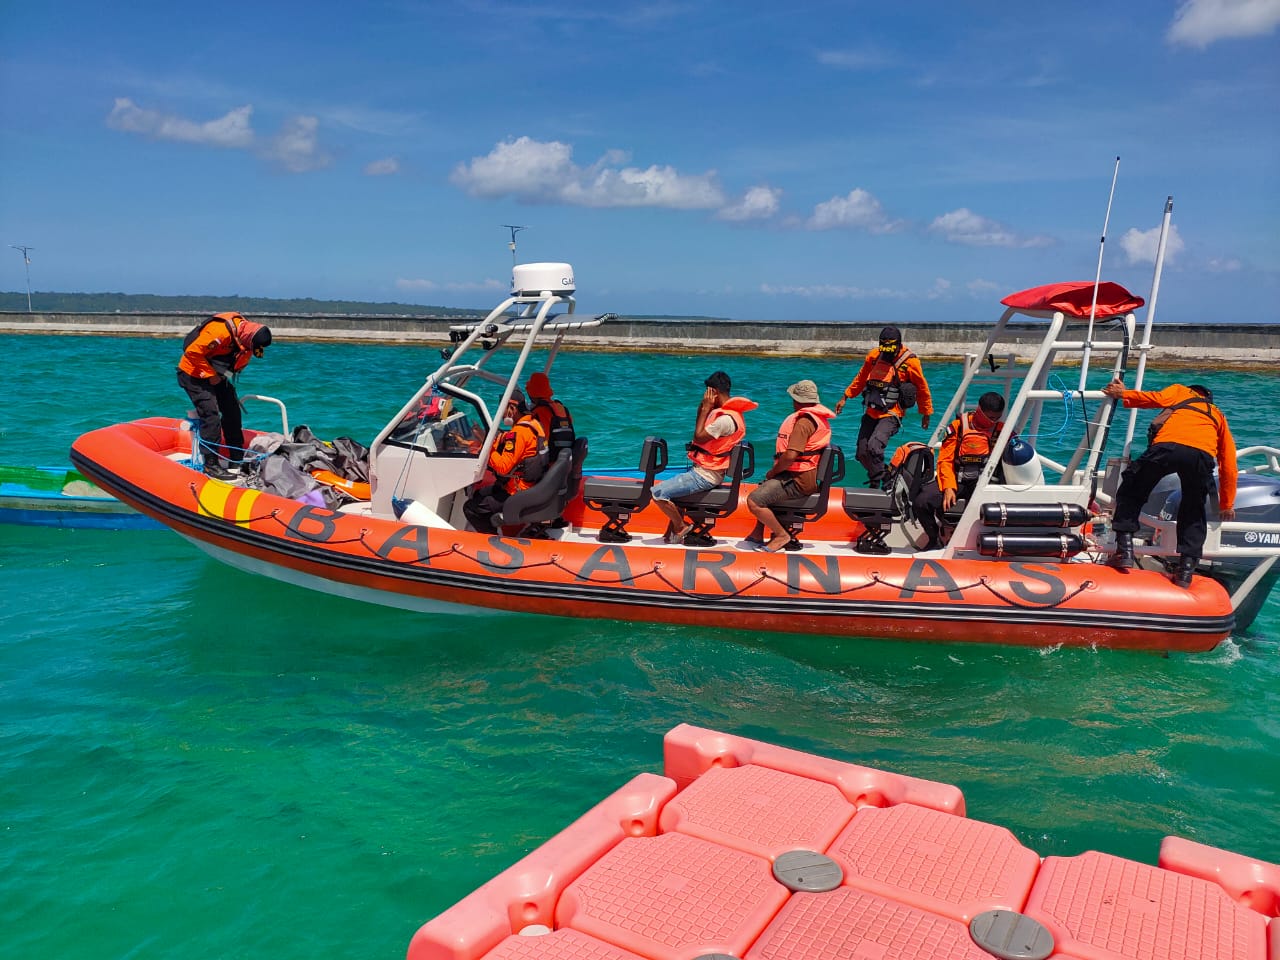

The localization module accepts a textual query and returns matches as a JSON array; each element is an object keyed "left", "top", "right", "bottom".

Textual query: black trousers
[
  {"left": 177, "top": 370, "right": 243, "bottom": 465},
  {"left": 855, "top": 413, "right": 901, "bottom": 486},
  {"left": 463, "top": 483, "right": 511, "bottom": 534},
  {"left": 1112, "top": 442, "right": 1216, "bottom": 560},
  {"left": 913, "top": 480, "right": 946, "bottom": 548},
  {"left": 912, "top": 479, "right": 976, "bottom": 548}
]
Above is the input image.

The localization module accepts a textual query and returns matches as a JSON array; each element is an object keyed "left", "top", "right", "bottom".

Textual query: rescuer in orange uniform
[
  {"left": 834, "top": 325, "right": 933, "bottom": 489},
  {"left": 525, "top": 371, "right": 575, "bottom": 456},
  {"left": 463, "top": 390, "right": 548, "bottom": 534},
  {"left": 1103, "top": 379, "right": 1237, "bottom": 587},
  {"left": 176, "top": 311, "right": 272, "bottom": 479},
  {"left": 912, "top": 392, "right": 1007, "bottom": 549}
]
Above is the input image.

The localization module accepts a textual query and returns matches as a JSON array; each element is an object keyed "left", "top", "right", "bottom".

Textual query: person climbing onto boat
[
  {"left": 912, "top": 392, "right": 1007, "bottom": 550},
  {"left": 834, "top": 325, "right": 932, "bottom": 489},
  {"left": 462, "top": 390, "right": 548, "bottom": 534},
  {"left": 176, "top": 311, "right": 272, "bottom": 480},
  {"left": 1102, "top": 379, "right": 1237, "bottom": 587},
  {"left": 525, "top": 371, "right": 575, "bottom": 456},
  {"left": 744, "top": 380, "right": 835, "bottom": 552},
  {"left": 651, "top": 371, "right": 757, "bottom": 546}
]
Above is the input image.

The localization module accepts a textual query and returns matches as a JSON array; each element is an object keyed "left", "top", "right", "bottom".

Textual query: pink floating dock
[{"left": 407, "top": 724, "right": 1280, "bottom": 960}]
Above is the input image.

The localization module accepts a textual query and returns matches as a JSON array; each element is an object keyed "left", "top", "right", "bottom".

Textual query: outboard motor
[{"left": 1148, "top": 473, "right": 1280, "bottom": 630}]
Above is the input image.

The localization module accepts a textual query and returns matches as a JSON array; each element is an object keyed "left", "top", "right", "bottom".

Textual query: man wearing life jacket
[
  {"left": 1102, "top": 379, "right": 1237, "bottom": 588},
  {"left": 834, "top": 326, "right": 933, "bottom": 489},
  {"left": 463, "top": 390, "right": 549, "bottom": 534},
  {"left": 176, "top": 311, "right": 272, "bottom": 480},
  {"left": 525, "top": 370, "right": 579, "bottom": 529},
  {"left": 651, "top": 370, "right": 757, "bottom": 546},
  {"left": 745, "top": 379, "right": 835, "bottom": 553},
  {"left": 913, "top": 392, "right": 1006, "bottom": 550},
  {"left": 525, "top": 371, "right": 575, "bottom": 456}
]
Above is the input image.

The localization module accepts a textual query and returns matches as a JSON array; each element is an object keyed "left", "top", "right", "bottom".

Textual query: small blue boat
[{"left": 0, "top": 464, "right": 162, "bottom": 530}]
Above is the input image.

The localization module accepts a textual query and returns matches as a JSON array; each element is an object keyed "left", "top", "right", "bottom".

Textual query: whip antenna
[
  {"left": 1077, "top": 156, "right": 1120, "bottom": 393},
  {"left": 1119, "top": 195, "right": 1174, "bottom": 459}
]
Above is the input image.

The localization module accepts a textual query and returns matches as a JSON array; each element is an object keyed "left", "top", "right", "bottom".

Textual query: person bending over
[
  {"left": 176, "top": 311, "right": 272, "bottom": 480},
  {"left": 1103, "top": 379, "right": 1236, "bottom": 588}
]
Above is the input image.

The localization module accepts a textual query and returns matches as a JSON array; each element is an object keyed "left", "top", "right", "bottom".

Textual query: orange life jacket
[
  {"left": 178, "top": 313, "right": 261, "bottom": 380},
  {"left": 688, "top": 397, "right": 755, "bottom": 471},
  {"left": 532, "top": 398, "right": 575, "bottom": 454},
  {"left": 309, "top": 469, "right": 371, "bottom": 501},
  {"left": 863, "top": 348, "right": 918, "bottom": 414},
  {"left": 951, "top": 413, "right": 1003, "bottom": 489},
  {"left": 775, "top": 405, "right": 834, "bottom": 472}
]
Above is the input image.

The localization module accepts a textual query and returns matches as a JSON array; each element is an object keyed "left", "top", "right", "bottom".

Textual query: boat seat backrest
[
  {"left": 842, "top": 445, "right": 934, "bottom": 525},
  {"left": 494, "top": 448, "right": 573, "bottom": 528},
  {"left": 673, "top": 441, "right": 755, "bottom": 522},
  {"left": 580, "top": 437, "right": 669, "bottom": 544},
  {"left": 771, "top": 445, "right": 845, "bottom": 532},
  {"left": 581, "top": 436, "right": 668, "bottom": 513},
  {"left": 568, "top": 435, "right": 589, "bottom": 496}
]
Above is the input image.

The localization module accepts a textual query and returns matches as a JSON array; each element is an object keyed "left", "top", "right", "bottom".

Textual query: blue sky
[{"left": 2, "top": 1, "right": 1277, "bottom": 323}]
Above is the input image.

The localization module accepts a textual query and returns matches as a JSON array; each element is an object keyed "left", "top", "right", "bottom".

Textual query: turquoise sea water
[{"left": 2, "top": 333, "right": 1278, "bottom": 959}]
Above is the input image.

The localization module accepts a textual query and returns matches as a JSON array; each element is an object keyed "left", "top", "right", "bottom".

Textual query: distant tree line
[
  {"left": 0, "top": 290, "right": 729, "bottom": 321},
  {"left": 0, "top": 291, "right": 484, "bottom": 317}
]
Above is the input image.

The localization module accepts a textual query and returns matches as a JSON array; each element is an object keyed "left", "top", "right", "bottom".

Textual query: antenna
[
  {"left": 502, "top": 224, "right": 527, "bottom": 265},
  {"left": 1077, "top": 156, "right": 1120, "bottom": 393},
  {"left": 10, "top": 244, "right": 33, "bottom": 312}
]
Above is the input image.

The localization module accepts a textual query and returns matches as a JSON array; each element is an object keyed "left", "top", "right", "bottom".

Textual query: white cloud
[
  {"left": 717, "top": 185, "right": 782, "bottom": 221},
  {"left": 1168, "top": 0, "right": 1280, "bottom": 47},
  {"left": 1206, "top": 257, "right": 1243, "bottom": 272},
  {"left": 106, "top": 98, "right": 253, "bottom": 148},
  {"left": 364, "top": 157, "right": 400, "bottom": 176},
  {"left": 451, "top": 136, "right": 725, "bottom": 210},
  {"left": 760, "top": 282, "right": 912, "bottom": 300},
  {"left": 107, "top": 97, "right": 331, "bottom": 174},
  {"left": 816, "top": 47, "right": 895, "bottom": 70},
  {"left": 1119, "top": 223, "right": 1185, "bottom": 264},
  {"left": 806, "top": 189, "right": 903, "bottom": 234},
  {"left": 929, "top": 208, "right": 1052, "bottom": 248},
  {"left": 262, "top": 115, "right": 331, "bottom": 173},
  {"left": 396, "top": 277, "right": 505, "bottom": 293}
]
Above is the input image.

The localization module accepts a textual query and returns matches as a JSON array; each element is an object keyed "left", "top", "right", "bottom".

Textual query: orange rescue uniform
[
  {"left": 843, "top": 346, "right": 933, "bottom": 420},
  {"left": 1117, "top": 384, "right": 1237, "bottom": 510}
]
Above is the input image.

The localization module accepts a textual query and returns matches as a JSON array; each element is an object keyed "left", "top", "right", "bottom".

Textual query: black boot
[
  {"left": 1172, "top": 555, "right": 1197, "bottom": 588},
  {"left": 1109, "top": 532, "right": 1135, "bottom": 569}
]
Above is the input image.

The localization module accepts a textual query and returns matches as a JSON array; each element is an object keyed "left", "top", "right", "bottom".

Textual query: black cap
[
  {"left": 253, "top": 327, "right": 273, "bottom": 349},
  {"left": 879, "top": 325, "right": 901, "bottom": 342}
]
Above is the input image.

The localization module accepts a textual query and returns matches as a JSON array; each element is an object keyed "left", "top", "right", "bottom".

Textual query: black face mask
[{"left": 878, "top": 342, "right": 900, "bottom": 357}]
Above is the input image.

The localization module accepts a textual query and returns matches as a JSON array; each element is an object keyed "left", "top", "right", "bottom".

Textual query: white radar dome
[{"left": 512, "top": 262, "right": 575, "bottom": 297}]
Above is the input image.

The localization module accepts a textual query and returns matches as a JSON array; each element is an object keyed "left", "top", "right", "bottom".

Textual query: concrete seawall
[{"left": 2, "top": 310, "right": 1277, "bottom": 368}]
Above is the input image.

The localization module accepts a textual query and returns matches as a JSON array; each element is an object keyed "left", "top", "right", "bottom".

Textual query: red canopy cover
[{"left": 1000, "top": 281, "right": 1145, "bottom": 319}]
